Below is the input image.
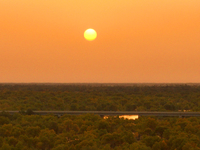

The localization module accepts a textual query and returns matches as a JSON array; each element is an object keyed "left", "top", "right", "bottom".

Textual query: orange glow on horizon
[{"left": 0, "top": 0, "right": 200, "bottom": 83}]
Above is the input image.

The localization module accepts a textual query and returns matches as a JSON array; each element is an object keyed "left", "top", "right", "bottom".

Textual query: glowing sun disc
[{"left": 84, "top": 28, "right": 97, "bottom": 41}]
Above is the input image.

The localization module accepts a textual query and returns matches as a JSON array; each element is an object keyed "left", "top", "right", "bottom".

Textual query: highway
[{"left": 1, "top": 111, "right": 200, "bottom": 117}]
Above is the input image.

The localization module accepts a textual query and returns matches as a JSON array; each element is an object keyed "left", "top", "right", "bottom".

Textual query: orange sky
[{"left": 0, "top": 0, "right": 200, "bottom": 83}]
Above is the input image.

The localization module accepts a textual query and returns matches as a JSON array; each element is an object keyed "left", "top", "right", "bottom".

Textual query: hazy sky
[{"left": 0, "top": 0, "right": 200, "bottom": 83}]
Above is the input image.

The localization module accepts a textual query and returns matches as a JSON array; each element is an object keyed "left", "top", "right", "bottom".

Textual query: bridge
[{"left": 1, "top": 111, "right": 200, "bottom": 117}]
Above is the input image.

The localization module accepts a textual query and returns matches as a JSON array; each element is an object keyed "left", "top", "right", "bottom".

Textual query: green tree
[
  {"left": 0, "top": 143, "right": 11, "bottom": 150},
  {"left": 130, "top": 142, "right": 151, "bottom": 150},
  {"left": 141, "top": 135, "right": 160, "bottom": 148},
  {"left": 102, "top": 132, "right": 124, "bottom": 148},
  {"left": 7, "top": 136, "right": 18, "bottom": 147},
  {"left": 52, "top": 144, "right": 68, "bottom": 150}
]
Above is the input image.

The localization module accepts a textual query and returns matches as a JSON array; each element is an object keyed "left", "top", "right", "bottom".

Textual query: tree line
[
  {"left": 1, "top": 84, "right": 200, "bottom": 149},
  {"left": 1, "top": 111, "right": 200, "bottom": 150},
  {"left": 0, "top": 84, "right": 200, "bottom": 111}
]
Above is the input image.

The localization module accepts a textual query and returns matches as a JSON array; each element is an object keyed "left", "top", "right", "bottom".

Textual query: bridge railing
[{"left": 1, "top": 111, "right": 200, "bottom": 117}]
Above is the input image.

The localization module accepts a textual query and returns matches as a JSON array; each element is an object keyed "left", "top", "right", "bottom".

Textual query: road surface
[{"left": 1, "top": 111, "right": 200, "bottom": 117}]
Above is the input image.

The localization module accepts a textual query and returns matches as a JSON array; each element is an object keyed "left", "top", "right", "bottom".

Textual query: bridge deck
[{"left": 1, "top": 111, "right": 200, "bottom": 116}]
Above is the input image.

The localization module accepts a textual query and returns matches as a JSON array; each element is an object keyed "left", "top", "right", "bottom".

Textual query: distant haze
[{"left": 0, "top": 0, "right": 200, "bottom": 83}]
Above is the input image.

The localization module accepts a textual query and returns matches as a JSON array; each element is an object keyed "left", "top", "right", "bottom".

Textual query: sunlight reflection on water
[{"left": 104, "top": 115, "right": 138, "bottom": 120}]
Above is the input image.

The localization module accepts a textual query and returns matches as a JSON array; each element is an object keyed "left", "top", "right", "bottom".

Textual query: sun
[{"left": 84, "top": 28, "right": 97, "bottom": 41}]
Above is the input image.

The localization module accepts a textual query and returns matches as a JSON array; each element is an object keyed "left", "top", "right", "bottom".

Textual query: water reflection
[
  {"left": 104, "top": 115, "right": 138, "bottom": 120},
  {"left": 119, "top": 115, "right": 138, "bottom": 120}
]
